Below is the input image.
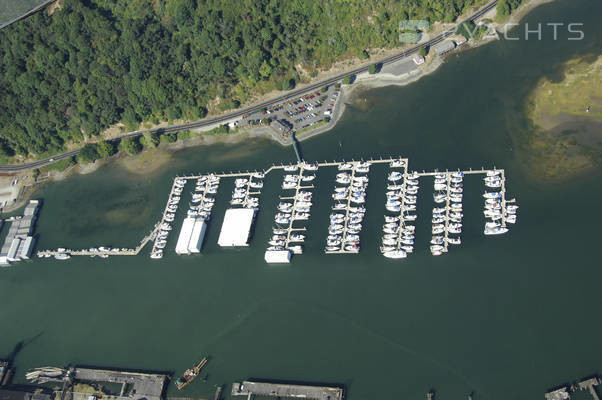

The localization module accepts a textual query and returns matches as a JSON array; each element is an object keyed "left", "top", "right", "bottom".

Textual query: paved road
[{"left": 0, "top": 0, "right": 497, "bottom": 173}]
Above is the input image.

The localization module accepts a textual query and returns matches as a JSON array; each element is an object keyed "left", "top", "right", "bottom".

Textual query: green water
[{"left": 1, "top": 1, "right": 601, "bottom": 399}]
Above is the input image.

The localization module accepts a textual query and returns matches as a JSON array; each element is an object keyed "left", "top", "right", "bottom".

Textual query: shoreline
[{"left": 0, "top": 0, "right": 558, "bottom": 212}]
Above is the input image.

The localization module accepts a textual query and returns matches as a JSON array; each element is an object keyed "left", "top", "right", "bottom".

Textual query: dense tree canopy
[{"left": 0, "top": 0, "right": 497, "bottom": 159}]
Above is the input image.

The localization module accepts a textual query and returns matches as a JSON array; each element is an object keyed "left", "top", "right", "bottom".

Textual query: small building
[
  {"left": 413, "top": 54, "right": 425, "bottom": 65},
  {"left": 264, "top": 249, "right": 291, "bottom": 264},
  {"left": 188, "top": 219, "right": 207, "bottom": 253},
  {"left": 433, "top": 40, "right": 456, "bottom": 56},
  {"left": 454, "top": 34, "right": 468, "bottom": 46},
  {"left": 218, "top": 208, "right": 256, "bottom": 247}
]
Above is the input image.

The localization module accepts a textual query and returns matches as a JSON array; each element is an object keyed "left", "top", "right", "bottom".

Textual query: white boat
[
  {"left": 289, "top": 234, "right": 305, "bottom": 242},
  {"left": 380, "top": 245, "right": 395, "bottom": 252},
  {"left": 54, "top": 253, "right": 70, "bottom": 260},
  {"left": 288, "top": 245, "right": 303, "bottom": 254},
  {"left": 388, "top": 172, "right": 402, "bottom": 181},
  {"left": 401, "top": 245, "right": 414, "bottom": 253},
  {"left": 338, "top": 163, "right": 353, "bottom": 170},
  {"left": 434, "top": 194, "right": 446, "bottom": 203},
  {"left": 431, "top": 237, "right": 443, "bottom": 245},
  {"left": 284, "top": 165, "right": 298, "bottom": 171},
  {"left": 150, "top": 251, "right": 163, "bottom": 259},
  {"left": 506, "top": 215, "right": 517, "bottom": 224},
  {"left": 483, "top": 192, "right": 501, "bottom": 199},
  {"left": 484, "top": 227, "right": 509, "bottom": 235},
  {"left": 446, "top": 237, "right": 461, "bottom": 245},
  {"left": 302, "top": 163, "right": 319, "bottom": 171},
  {"left": 301, "top": 175, "right": 315, "bottom": 182},
  {"left": 383, "top": 250, "right": 407, "bottom": 259},
  {"left": 390, "top": 159, "right": 405, "bottom": 168},
  {"left": 432, "top": 225, "right": 445, "bottom": 234}
]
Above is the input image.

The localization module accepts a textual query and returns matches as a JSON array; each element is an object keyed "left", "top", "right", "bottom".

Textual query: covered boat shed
[{"left": 218, "top": 208, "right": 256, "bottom": 247}]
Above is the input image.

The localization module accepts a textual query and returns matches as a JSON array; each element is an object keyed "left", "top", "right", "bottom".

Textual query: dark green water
[{"left": 1, "top": 1, "right": 601, "bottom": 399}]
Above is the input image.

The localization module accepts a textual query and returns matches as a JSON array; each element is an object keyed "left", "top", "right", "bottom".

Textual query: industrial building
[
  {"left": 0, "top": 200, "right": 39, "bottom": 266},
  {"left": 218, "top": 208, "right": 257, "bottom": 247},
  {"left": 175, "top": 217, "right": 207, "bottom": 255},
  {"left": 433, "top": 40, "right": 456, "bottom": 56}
]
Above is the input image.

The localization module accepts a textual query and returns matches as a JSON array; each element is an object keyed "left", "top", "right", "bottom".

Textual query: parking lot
[{"left": 240, "top": 84, "right": 341, "bottom": 142}]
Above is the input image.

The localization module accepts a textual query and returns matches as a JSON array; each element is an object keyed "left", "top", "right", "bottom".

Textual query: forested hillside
[{"left": 0, "top": 0, "right": 501, "bottom": 159}]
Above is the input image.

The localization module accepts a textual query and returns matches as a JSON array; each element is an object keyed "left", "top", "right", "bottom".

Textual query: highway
[{"left": 0, "top": 0, "right": 497, "bottom": 173}]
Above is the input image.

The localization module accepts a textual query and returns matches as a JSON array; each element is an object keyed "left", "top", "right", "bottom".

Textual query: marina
[
  {"left": 33, "top": 158, "right": 518, "bottom": 263},
  {"left": 264, "top": 162, "right": 316, "bottom": 263},
  {"left": 325, "top": 160, "right": 371, "bottom": 254},
  {"left": 381, "top": 158, "right": 414, "bottom": 259},
  {"left": 430, "top": 171, "right": 465, "bottom": 256}
]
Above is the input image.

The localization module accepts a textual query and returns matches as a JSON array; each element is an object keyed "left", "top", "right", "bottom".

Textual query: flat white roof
[
  {"left": 7, "top": 238, "right": 21, "bottom": 261},
  {"left": 19, "top": 236, "right": 35, "bottom": 259},
  {"left": 264, "top": 250, "right": 291, "bottom": 263},
  {"left": 188, "top": 219, "right": 207, "bottom": 253},
  {"left": 175, "top": 217, "right": 196, "bottom": 254},
  {"left": 218, "top": 208, "right": 256, "bottom": 247}
]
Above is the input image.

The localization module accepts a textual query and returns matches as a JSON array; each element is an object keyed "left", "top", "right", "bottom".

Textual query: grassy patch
[
  {"left": 295, "top": 119, "right": 329, "bottom": 136},
  {"left": 518, "top": 55, "right": 602, "bottom": 179},
  {"left": 38, "top": 157, "right": 75, "bottom": 173},
  {"left": 531, "top": 54, "right": 602, "bottom": 130}
]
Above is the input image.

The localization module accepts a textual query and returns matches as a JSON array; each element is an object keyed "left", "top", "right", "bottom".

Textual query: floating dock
[
  {"left": 231, "top": 381, "right": 344, "bottom": 400},
  {"left": 325, "top": 161, "right": 371, "bottom": 254},
  {"left": 545, "top": 387, "right": 571, "bottom": 400},
  {"left": 381, "top": 158, "right": 415, "bottom": 259},
  {"left": 265, "top": 162, "right": 316, "bottom": 262}
]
